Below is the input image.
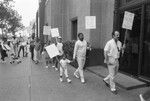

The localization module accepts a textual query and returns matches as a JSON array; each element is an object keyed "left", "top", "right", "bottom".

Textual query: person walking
[
  {"left": 54, "top": 36, "right": 63, "bottom": 71},
  {"left": 59, "top": 54, "right": 72, "bottom": 83},
  {"left": 73, "top": 33, "right": 88, "bottom": 83},
  {"left": 18, "top": 37, "right": 25, "bottom": 57},
  {"left": 34, "top": 38, "right": 41, "bottom": 64},
  {"left": 42, "top": 40, "right": 51, "bottom": 68},
  {"left": 0, "top": 37, "right": 8, "bottom": 63},
  {"left": 139, "top": 88, "right": 150, "bottom": 101},
  {"left": 12, "top": 35, "right": 19, "bottom": 58},
  {"left": 29, "top": 35, "right": 35, "bottom": 61},
  {"left": 103, "top": 31, "right": 125, "bottom": 94}
]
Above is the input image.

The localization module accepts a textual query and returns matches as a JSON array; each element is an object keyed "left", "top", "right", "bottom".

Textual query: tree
[{"left": 0, "top": 0, "right": 24, "bottom": 36}]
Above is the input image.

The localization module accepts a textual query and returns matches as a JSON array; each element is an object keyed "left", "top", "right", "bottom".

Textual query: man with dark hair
[
  {"left": 103, "top": 31, "right": 125, "bottom": 94},
  {"left": 73, "top": 33, "right": 88, "bottom": 83}
]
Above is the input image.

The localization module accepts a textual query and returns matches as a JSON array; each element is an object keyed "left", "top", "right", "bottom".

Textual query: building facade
[
  {"left": 114, "top": 0, "right": 150, "bottom": 81},
  {"left": 37, "top": 0, "right": 150, "bottom": 81}
]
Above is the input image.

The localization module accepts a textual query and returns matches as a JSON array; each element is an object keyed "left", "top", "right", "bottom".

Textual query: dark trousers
[
  {"left": 1, "top": 50, "right": 6, "bottom": 61},
  {"left": 55, "top": 56, "right": 61, "bottom": 68},
  {"left": 143, "top": 88, "right": 150, "bottom": 100},
  {"left": 18, "top": 45, "right": 24, "bottom": 57},
  {"left": 30, "top": 46, "right": 34, "bottom": 60}
]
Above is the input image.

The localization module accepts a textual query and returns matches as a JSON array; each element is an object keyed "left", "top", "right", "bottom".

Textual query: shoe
[
  {"left": 55, "top": 67, "right": 58, "bottom": 71},
  {"left": 46, "top": 66, "right": 48, "bottom": 69},
  {"left": 103, "top": 79, "right": 109, "bottom": 87},
  {"left": 139, "top": 94, "right": 145, "bottom": 101},
  {"left": 60, "top": 78, "right": 63, "bottom": 82},
  {"left": 67, "top": 79, "right": 72, "bottom": 83},
  {"left": 111, "top": 90, "right": 117, "bottom": 95},
  {"left": 81, "top": 78, "right": 85, "bottom": 83},
  {"left": 52, "top": 66, "right": 55, "bottom": 68},
  {"left": 74, "top": 73, "right": 79, "bottom": 79}
]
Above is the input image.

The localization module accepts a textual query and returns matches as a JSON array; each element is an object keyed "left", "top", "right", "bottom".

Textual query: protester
[
  {"left": 139, "top": 88, "right": 150, "bottom": 101},
  {"left": 73, "top": 33, "right": 88, "bottom": 83},
  {"left": 53, "top": 36, "right": 63, "bottom": 70},
  {"left": 34, "top": 38, "right": 41, "bottom": 64},
  {"left": 59, "top": 54, "right": 72, "bottom": 83},
  {"left": 103, "top": 31, "right": 125, "bottom": 94},
  {"left": 42, "top": 40, "right": 51, "bottom": 68}
]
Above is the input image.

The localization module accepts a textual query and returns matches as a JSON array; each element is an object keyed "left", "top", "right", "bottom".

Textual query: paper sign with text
[
  {"left": 45, "top": 44, "right": 60, "bottom": 58},
  {"left": 85, "top": 16, "right": 96, "bottom": 29},
  {"left": 43, "top": 26, "right": 51, "bottom": 35},
  {"left": 51, "top": 28, "right": 60, "bottom": 37},
  {"left": 122, "top": 11, "right": 135, "bottom": 30}
]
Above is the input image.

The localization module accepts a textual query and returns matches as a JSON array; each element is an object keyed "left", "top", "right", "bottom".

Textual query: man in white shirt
[
  {"left": 73, "top": 33, "right": 87, "bottom": 83},
  {"left": 103, "top": 31, "right": 125, "bottom": 94}
]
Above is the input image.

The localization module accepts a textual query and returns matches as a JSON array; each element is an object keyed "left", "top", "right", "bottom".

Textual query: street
[{"left": 0, "top": 55, "right": 148, "bottom": 101}]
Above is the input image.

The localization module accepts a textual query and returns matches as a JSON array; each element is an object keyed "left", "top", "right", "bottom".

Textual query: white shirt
[
  {"left": 104, "top": 39, "right": 122, "bottom": 59},
  {"left": 60, "top": 59, "right": 71, "bottom": 69},
  {"left": 73, "top": 40, "right": 87, "bottom": 59},
  {"left": 56, "top": 42, "right": 63, "bottom": 56}
]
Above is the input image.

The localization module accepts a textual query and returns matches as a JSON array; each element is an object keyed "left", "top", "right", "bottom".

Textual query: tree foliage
[{"left": 0, "top": 0, "right": 24, "bottom": 35}]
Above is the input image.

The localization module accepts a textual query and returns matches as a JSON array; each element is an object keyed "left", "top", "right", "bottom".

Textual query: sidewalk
[{"left": 86, "top": 65, "right": 147, "bottom": 90}]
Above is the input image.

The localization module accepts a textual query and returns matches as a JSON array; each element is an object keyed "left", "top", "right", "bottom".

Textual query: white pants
[
  {"left": 74, "top": 57, "right": 86, "bottom": 79},
  {"left": 104, "top": 59, "right": 119, "bottom": 91},
  {"left": 34, "top": 50, "right": 40, "bottom": 61},
  {"left": 60, "top": 66, "right": 68, "bottom": 77}
]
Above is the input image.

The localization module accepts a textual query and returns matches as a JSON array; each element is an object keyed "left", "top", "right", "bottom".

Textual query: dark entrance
[
  {"left": 141, "top": 5, "right": 150, "bottom": 79},
  {"left": 120, "top": 8, "right": 141, "bottom": 76},
  {"left": 71, "top": 19, "right": 77, "bottom": 40}
]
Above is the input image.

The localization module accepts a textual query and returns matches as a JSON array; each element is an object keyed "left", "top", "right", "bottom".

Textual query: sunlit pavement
[{"left": 0, "top": 54, "right": 148, "bottom": 101}]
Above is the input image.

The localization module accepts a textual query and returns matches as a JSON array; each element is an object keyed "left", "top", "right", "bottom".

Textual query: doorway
[
  {"left": 141, "top": 5, "right": 150, "bottom": 78},
  {"left": 120, "top": 8, "right": 141, "bottom": 76},
  {"left": 71, "top": 19, "right": 78, "bottom": 40}
]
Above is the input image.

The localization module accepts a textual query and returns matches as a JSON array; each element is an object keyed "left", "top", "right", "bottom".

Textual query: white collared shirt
[{"left": 104, "top": 39, "right": 122, "bottom": 59}]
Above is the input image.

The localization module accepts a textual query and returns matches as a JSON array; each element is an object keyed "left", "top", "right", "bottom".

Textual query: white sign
[
  {"left": 43, "top": 26, "right": 51, "bottom": 35},
  {"left": 4, "top": 44, "right": 11, "bottom": 50},
  {"left": 122, "top": 11, "right": 135, "bottom": 30},
  {"left": 50, "top": 28, "right": 60, "bottom": 37},
  {"left": 45, "top": 44, "right": 60, "bottom": 58},
  {"left": 85, "top": 16, "right": 96, "bottom": 29}
]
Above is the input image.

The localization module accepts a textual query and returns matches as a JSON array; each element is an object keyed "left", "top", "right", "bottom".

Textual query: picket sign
[{"left": 122, "top": 11, "right": 135, "bottom": 55}]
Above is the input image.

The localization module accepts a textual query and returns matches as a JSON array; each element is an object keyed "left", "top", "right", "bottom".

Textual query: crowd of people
[
  {"left": 0, "top": 35, "right": 28, "bottom": 64},
  {"left": 0, "top": 31, "right": 149, "bottom": 100}
]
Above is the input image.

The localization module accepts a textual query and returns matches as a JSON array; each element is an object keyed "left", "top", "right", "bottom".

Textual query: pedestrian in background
[
  {"left": 34, "top": 38, "right": 41, "bottom": 64},
  {"left": 0, "top": 37, "right": 8, "bottom": 63},
  {"left": 139, "top": 88, "right": 150, "bottom": 101},
  {"left": 73, "top": 33, "right": 88, "bottom": 83},
  {"left": 18, "top": 37, "right": 25, "bottom": 57},
  {"left": 29, "top": 35, "right": 35, "bottom": 61},
  {"left": 12, "top": 35, "right": 19, "bottom": 58},
  {"left": 103, "top": 31, "right": 125, "bottom": 94},
  {"left": 59, "top": 54, "right": 72, "bottom": 83}
]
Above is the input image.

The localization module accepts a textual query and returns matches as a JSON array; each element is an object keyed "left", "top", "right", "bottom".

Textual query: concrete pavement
[{"left": 0, "top": 55, "right": 149, "bottom": 101}]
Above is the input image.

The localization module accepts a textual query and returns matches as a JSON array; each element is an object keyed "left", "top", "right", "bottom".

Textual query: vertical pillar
[{"left": 113, "top": 0, "right": 120, "bottom": 31}]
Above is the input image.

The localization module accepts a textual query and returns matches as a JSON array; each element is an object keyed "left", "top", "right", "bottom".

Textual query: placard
[
  {"left": 50, "top": 28, "right": 60, "bottom": 37},
  {"left": 43, "top": 26, "right": 51, "bottom": 35},
  {"left": 85, "top": 16, "right": 96, "bottom": 29},
  {"left": 45, "top": 44, "right": 60, "bottom": 58},
  {"left": 122, "top": 11, "right": 135, "bottom": 30}
]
